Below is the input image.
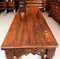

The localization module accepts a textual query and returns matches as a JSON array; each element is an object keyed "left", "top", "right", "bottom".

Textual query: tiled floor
[{"left": 0, "top": 12, "right": 60, "bottom": 59}]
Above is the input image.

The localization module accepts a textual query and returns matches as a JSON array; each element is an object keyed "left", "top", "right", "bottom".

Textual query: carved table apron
[{"left": 1, "top": 6, "right": 58, "bottom": 59}]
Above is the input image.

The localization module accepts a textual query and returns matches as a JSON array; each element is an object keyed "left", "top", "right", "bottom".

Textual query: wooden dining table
[{"left": 1, "top": 6, "right": 58, "bottom": 59}]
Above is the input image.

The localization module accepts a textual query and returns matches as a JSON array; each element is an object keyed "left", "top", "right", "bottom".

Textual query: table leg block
[
  {"left": 5, "top": 50, "right": 14, "bottom": 59},
  {"left": 47, "top": 48, "right": 56, "bottom": 59},
  {"left": 41, "top": 56, "right": 46, "bottom": 59}
]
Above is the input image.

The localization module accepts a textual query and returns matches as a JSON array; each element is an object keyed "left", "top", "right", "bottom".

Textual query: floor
[{"left": 0, "top": 11, "right": 60, "bottom": 59}]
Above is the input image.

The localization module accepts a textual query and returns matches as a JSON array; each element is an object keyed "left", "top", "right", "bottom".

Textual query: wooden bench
[
  {"left": 1, "top": 6, "right": 58, "bottom": 59},
  {"left": 46, "top": 0, "right": 60, "bottom": 24},
  {"left": 26, "top": 1, "right": 43, "bottom": 8},
  {"left": 7, "top": 0, "right": 15, "bottom": 11},
  {"left": 0, "top": 0, "right": 6, "bottom": 11}
]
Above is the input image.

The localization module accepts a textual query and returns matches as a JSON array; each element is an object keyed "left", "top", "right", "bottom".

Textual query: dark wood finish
[
  {"left": 0, "top": 0, "right": 15, "bottom": 13},
  {"left": 0, "top": 0, "right": 43, "bottom": 12},
  {"left": 15, "top": 0, "right": 43, "bottom": 11},
  {"left": 26, "top": 0, "right": 43, "bottom": 8},
  {"left": 0, "top": 0, "right": 6, "bottom": 11},
  {"left": 46, "top": 0, "right": 60, "bottom": 24},
  {"left": 7, "top": 0, "right": 15, "bottom": 11},
  {"left": 1, "top": 6, "right": 58, "bottom": 59}
]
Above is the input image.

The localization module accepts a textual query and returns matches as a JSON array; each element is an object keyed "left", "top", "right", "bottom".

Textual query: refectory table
[{"left": 1, "top": 6, "right": 58, "bottom": 59}]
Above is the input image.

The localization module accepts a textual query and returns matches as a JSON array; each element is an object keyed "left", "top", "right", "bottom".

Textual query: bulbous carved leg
[
  {"left": 41, "top": 56, "right": 46, "bottom": 59},
  {"left": 41, "top": 55, "right": 52, "bottom": 59},
  {"left": 46, "top": 48, "right": 56, "bottom": 59},
  {"left": 5, "top": 50, "right": 14, "bottom": 59}
]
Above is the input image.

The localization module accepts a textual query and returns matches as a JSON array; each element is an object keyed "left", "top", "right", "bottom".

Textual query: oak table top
[{"left": 1, "top": 6, "right": 58, "bottom": 50}]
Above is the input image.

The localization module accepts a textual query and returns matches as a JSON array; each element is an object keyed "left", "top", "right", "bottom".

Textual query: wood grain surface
[{"left": 1, "top": 6, "right": 58, "bottom": 50}]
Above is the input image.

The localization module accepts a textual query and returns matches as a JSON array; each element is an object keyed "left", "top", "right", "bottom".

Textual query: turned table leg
[
  {"left": 5, "top": 50, "right": 14, "bottom": 59},
  {"left": 41, "top": 56, "right": 46, "bottom": 59},
  {"left": 40, "top": 48, "right": 56, "bottom": 59},
  {"left": 46, "top": 48, "right": 56, "bottom": 59}
]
